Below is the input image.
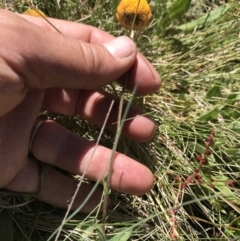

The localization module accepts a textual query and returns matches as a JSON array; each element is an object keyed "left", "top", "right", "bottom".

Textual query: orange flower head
[
  {"left": 116, "top": 0, "right": 152, "bottom": 30},
  {"left": 23, "top": 9, "right": 46, "bottom": 17}
]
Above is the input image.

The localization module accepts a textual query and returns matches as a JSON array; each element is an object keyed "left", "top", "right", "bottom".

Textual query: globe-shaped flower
[{"left": 116, "top": 0, "right": 152, "bottom": 30}]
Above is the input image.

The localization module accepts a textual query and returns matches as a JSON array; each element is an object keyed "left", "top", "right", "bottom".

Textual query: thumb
[
  {"left": 26, "top": 35, "right": 137, "bottom": 89},
  {"left": 0, "top": 10, "right": 137, "bottom": 115},
  {"left": 1, "top": 10, "right": 137, "bottom": 89}
]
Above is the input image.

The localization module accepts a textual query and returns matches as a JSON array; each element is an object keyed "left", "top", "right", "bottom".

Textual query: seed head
[{"left": 116, "top": 0, "right": 152, "bottom": 30}]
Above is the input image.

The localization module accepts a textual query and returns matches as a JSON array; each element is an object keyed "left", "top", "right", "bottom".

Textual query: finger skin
[
  {"left": 4, "top": 118, "right": 154, "bottom": 212},
  {"left": 0, "top": 10, "right": 136, "bottom": 116},
  {"left": 0, "top": 9, "right": 157, "bottom": 211},
  {"left": 42, "top": 89, "right": 156, "bottom": 142},
  {"left": 19, "top": 10, "right": 161, "bottom": 94},
  {"left": 0, "top": 9, "right": 160, "bottom": 117},
  {"left": 5, "top": 159, "right": 106, "bottom": 213},
  {"left": 1, "top": 92, "right": 154, "bottom": 211},
  {"left": 0, "top": 90, "right": 43, "bottom": 187},
  {"left": 31, "top": 121, "right": 154, "bottom": 196},
  {"left": 0, "top": 10, "right": 136, "bottom": 89},
  {"left": 0, "top": 90, "right": 109, "bottom": 213}
]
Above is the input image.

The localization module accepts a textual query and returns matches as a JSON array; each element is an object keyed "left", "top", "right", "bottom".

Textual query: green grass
[{"left": 1, "top": 0, "right": 240, "bottom": 240}]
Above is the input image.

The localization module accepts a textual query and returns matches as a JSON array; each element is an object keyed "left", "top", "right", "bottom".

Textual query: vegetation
[{"left": 1, "top": 0, "right": 240, "bottom": 240}]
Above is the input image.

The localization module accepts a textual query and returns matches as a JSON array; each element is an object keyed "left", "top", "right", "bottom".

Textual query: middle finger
[{"left": 42, "top": 88, "right": 156, "bottom": 142}]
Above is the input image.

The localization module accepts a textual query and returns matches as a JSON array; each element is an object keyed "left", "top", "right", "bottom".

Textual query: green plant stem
[{"left": 101, "top": 72, "right": 128, "bottom": 232}]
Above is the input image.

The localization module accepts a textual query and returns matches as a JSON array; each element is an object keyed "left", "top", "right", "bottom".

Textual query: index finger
[{"left": 20, "top": 13, "right": 161, "bottom": 94}]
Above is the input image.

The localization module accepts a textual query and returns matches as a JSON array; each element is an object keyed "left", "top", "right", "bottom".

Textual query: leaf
[
  {"left": 197, "top": 108, "right": 219, "bottom": 122},
  {"left": 109, "top": 229, "right": 132, "bottom": 241},
  {"left": 96, "top": 226, "right": 106, "bottom": 241},
  {"left": 222, "top": 108, "right": 240, "bottom": 120},
  {"left": 212, "top": 175, "right": 239, "bottom": 203},
  {"left": 77, "top": 220, "right": 95, "bottom": 236},
  {"left": 205, "top": 85, "right": 222, "bottom": 99},
  {"left": 97, "top": 228, "right": 132, "bottom": 241},
  {"left": 167, "top": 0, "right": 191, "bottom": 20},
  {"left": 198, "top": 105, "right": 225, "bottom": 122},
  {"left": 177, "top": 3, "right": 231, "bottom": 32},
  {"left": 225, "top": 147, "right": 240, "bottom": 157},
  {"left": 228, "top": 122, "right": 240, "bottom": 134},
  {"left": 161, "top": 0, "right": 191, "bottom": 29},
  {"left": 172, "top": 93, "right": 195, "bottom": 112},
  {"left": 227, "top": 93, "right": 240, "bottom": 102}
]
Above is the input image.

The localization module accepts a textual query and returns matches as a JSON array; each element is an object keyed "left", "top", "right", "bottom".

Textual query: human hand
[{"left": 0, "top": 10, "right": 161, "bottom": 213}]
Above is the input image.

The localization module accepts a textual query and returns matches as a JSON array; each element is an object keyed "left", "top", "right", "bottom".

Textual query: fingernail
[{"left": 103, "top": 36, "right": 135, "bottom": 59}]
